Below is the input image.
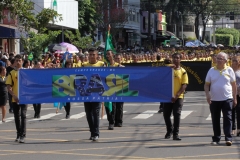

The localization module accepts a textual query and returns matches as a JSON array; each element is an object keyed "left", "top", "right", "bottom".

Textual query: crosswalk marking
[
  {"left": 61, "top": 112, "right": 86, "bottom": 121},
  {"left": 206, "top": 112, "right": 223, "bottom": 120},
  {"left": 1, "top": 110, "right": 229, "bottom": 124},
  {"left": 133, "top": 110, "right": 158, "bottom": 119},
  {"left": 171, "top": 111, "right": 193, "bottom": 119},
  {"left": 101, "top": 111, "right": 127, "bottom": 120},
  {"left": 28, "top": 113, "right": 62, "bottom": 122},
  {"left": 0, "top": 114, "right": 30, "bottom": 124}
]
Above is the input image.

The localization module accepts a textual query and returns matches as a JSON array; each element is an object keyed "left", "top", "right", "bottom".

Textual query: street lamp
[{"left": 179, "top": 11, "right": 184, "bottom": 46}]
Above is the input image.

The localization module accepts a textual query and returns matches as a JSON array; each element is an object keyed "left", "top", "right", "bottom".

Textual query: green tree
[
  {"left": 21, "top": 31, "right": 61, "bottom": 60},
  {"left": 19, "top": 8, "right": 62, "bottom": 59},
  {"left": 78, "top": 0, "right": 99, "bottom": 39},
  {"left": 0, "top": 0, "right": 36, "bottom": 30},
  {"left": 64, "top": 30, "right": 93, "bottom": 50},
  {"left": 185, "top": 0, "right": 240, "bottom": 42}
]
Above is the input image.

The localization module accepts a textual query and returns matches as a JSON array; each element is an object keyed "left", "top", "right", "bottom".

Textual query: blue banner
[{"left": 18, "top": 67, "right": 173, "bottom": 104}]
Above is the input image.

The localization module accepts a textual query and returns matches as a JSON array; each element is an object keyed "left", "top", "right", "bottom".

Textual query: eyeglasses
[{"left": 217, "top": 58, "right": 225, "bottom": 61}]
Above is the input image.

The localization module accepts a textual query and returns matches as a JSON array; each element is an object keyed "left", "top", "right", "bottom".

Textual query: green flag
[
  {"left": 103, "top": 25, "right": 115, "bottom": 112},
  {"left": 104, "top": 102, "right": 112, "bottom": 113},
  {"left": 103, "top": 24, "right": 116, "bottom": 65},
  {"left": 28, "top": 52, "right": 33, "bottom": 61}
]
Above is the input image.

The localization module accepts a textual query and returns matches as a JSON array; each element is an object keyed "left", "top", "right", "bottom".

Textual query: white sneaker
[
  {"left": 211, "top": 141, "right": 219, "bottom": 145},
  {"left": 92, "top": 136, "right": 99, "bottom": 141},
  {"left": 226, "top": 141, "right": 232, "bottom": 146},
  {"left": 19, "top": 137, "right": 25, "bottom": 143}
]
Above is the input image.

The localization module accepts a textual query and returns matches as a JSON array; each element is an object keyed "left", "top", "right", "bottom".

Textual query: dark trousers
[
  {"left": 210, "top": 99, "right": 233, "bottom": 142},
  {"left": 236, "top": 96, "right": 240, "bottom": 130},
  {"left": 12, "top": 103, "right": 27, "bottom": 137},
  {"left": 106, "top": 102, "right": 124, "bottom": 125},
  {"left": 163, "top": 98, "right": 183, "bottom": 135},
  {"left": 159, "top": 103, "right": 164, "bottom": 110},
  {"left": 33, "top": 104, "right": 41, "bottom": 117},
  {"left": 84, "top": 102, "right": 101, "bottom": 137},
  {"left": 232, "top": 107, "right": 236, "bottom": 130},
  {"left": 8, "top": 92, "right": 13, "bottom": 111},
  {"left": 64, "top": 102, "right": 71, "bottom": 115}
]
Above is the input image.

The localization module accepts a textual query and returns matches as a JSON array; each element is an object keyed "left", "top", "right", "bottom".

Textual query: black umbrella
[{"left": 48, "top": 44, "right": 67, "bottom": 53}]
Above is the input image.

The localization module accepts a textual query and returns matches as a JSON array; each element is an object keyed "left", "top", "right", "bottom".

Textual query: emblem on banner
[{"left": 52, "top": 74, "right": 139, "bottom": 97}]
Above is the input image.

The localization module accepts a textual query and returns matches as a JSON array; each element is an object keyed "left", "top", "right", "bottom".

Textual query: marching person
[
  {"left": 6, "top": 55, "right": 28, "bottom": 143},
  {"left": 231, "top": 56, "right": 240, "bottom": 136},
  {"left": 82, "top": 48, "right": 105, "bottom": 141},
  {"left": 63, "top": 60, "right": 73, "bottom": 119},
  {"left": 105, "top": 51, "right": 124, "bottom": 130},
  {"left": 0, "top": 66, "right": 7, "bottom": 122},
  {"left": 163, "top": 53, "right": 188, "bottom": 141},
  {"left": 33, "top": 60, "right": 43, "bottom": 118},
  {"left": 204, "top": 52, "right": 237, "bottom": 146},
  {"left": 6, "top": 58, "right": 15, "bottom": 113}
]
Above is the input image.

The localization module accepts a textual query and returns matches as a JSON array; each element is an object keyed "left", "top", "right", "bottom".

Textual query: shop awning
[{"left": 0, "top": 25, "right": 27, "bottom": 39}]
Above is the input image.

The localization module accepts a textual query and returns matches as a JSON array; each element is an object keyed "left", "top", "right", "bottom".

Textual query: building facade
[{"left": 0, "top": 0, "right": 78, "bottom": 54}]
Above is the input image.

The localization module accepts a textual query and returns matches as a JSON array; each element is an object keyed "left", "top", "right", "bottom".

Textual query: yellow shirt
[
  {"left": 110, "top": 62, "right": 120, "bottom": 67},
  {"left": 5, "top": 69, "right": 18, "bottom": 102},
  {"left": 174, "top": 67, "right": 188, "bottom": 99},
  {"left": 73, "top": 61, "right": 82, "bottom": 68},
  {"left": 82, "top": 61, "right": 105, "bottom": 67}
]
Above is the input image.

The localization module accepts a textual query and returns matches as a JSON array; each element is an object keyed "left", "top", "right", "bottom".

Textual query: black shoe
[
  {"left": 237, "top": 132, "right": 240, "bottom": 137},
  {"left": 36, "top": 115, "right": 40, "bottom": 119},
  {"left": 158, "top": 108, "right": 163, "bottom": 113},
  {"left": 165, "top": 132, "right": 172, "bottom": 139},
  {"left": 89, "top": 136, "right": 93, "bottom": 140},
  {"left": 108, "top": 124, "right": 114, "bottom": 130},
  {"left": 9, "top": 109, "right": 13, "bottom": 114},
  {"left": 66, "top": 115, "right": 70, "bottom": 119},
  {"left": 114, "top": 123, "right": 122, "bottom": 127},
  {"left": 173, "top": 135, "right": 181, "bottom": 141}
]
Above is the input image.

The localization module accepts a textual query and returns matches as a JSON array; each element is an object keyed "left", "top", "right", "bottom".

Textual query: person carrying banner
[
  {"left": 82, "top": 48, "right": 105, "bottom": 141},
  {"left": 105, "top": 50, "right": 124, "bottom": 130},
  {"left": 231, "top": 56, "right": 240, "bottom": 136},
  {"left": 63, "top": 60, "right": 73, "bottom": 119},
  {"left": 6, "top": 58, "right": 15, "bottom": 114},
  {"left": 33, "top": 60, "right": 43, "bottom": 118},
  {"left": 0, "top": 66, "right": 7, "bottom": 122},
  {"left": 204, "top": 52, "right": 237, "bottom": 146},
  {"left": 6, "top": 55, "right": 28, "bottom": 143},
  {"left": 163, "top": 53, "right": 188, "bottom": 141}
]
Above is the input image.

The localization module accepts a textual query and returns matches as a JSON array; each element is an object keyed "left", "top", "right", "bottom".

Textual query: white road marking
[
  {"left": 0, "top": 115, "right": 30, "bottom": 124},
  {"left": 28, "top": 113, "right": 62, "bottom": 122},
  {"left": 101, "top": 111, "right": 127, "bottom": 120},
  {"left": 206, "top": 112, "right": 223, "bottom": 120},
  {"left": 133, "top": 110, "right": 158, "bottom": 119},
  {"left": 61, "top": 112, "right": 86, "bottom": 121},
  {"left": 171, "top": 111, "right": 193, "bottom": 119}
]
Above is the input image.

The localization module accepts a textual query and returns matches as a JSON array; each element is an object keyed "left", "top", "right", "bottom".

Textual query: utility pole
[
  {"left": 148, "top": 0, "right": 151, "bottom": 46},
  {"left": 180, "top": 12, "right": 184, "bottom": 46}
]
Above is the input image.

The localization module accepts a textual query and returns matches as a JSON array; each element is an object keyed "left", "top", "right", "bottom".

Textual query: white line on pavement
[
  {"left": 61, "top": 112, "right": 86, "bottom": 121},
  {"left": 206, "top": 112, "right": 223, "bottom": 120},
  {"left": 101, "top": 111, "right": 127, "bottom": 120},
  {"left": 0, "top": 114, "right": 30, "bottom": 124},
  {"left": 171, "top": 111, "right": 193, "bottom": 119},
  {"left": 28, "top": 113, "right": 62, "bottom": 122},
  {"left": 132, "top": 110, "right": 158, "bottom": 119}
]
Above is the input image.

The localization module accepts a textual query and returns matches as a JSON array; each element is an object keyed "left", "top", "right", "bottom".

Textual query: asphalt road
[{"left": 0, "top": 91, "right": 240, "bottom": 160}]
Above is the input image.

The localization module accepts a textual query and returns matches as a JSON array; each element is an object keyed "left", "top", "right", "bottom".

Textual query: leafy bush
[
  {"left": 214, "top": 34, "right": 233, "bottom": 46},
  {"left": 216, "top": 28, "right": 239, "bottom": 45}
]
